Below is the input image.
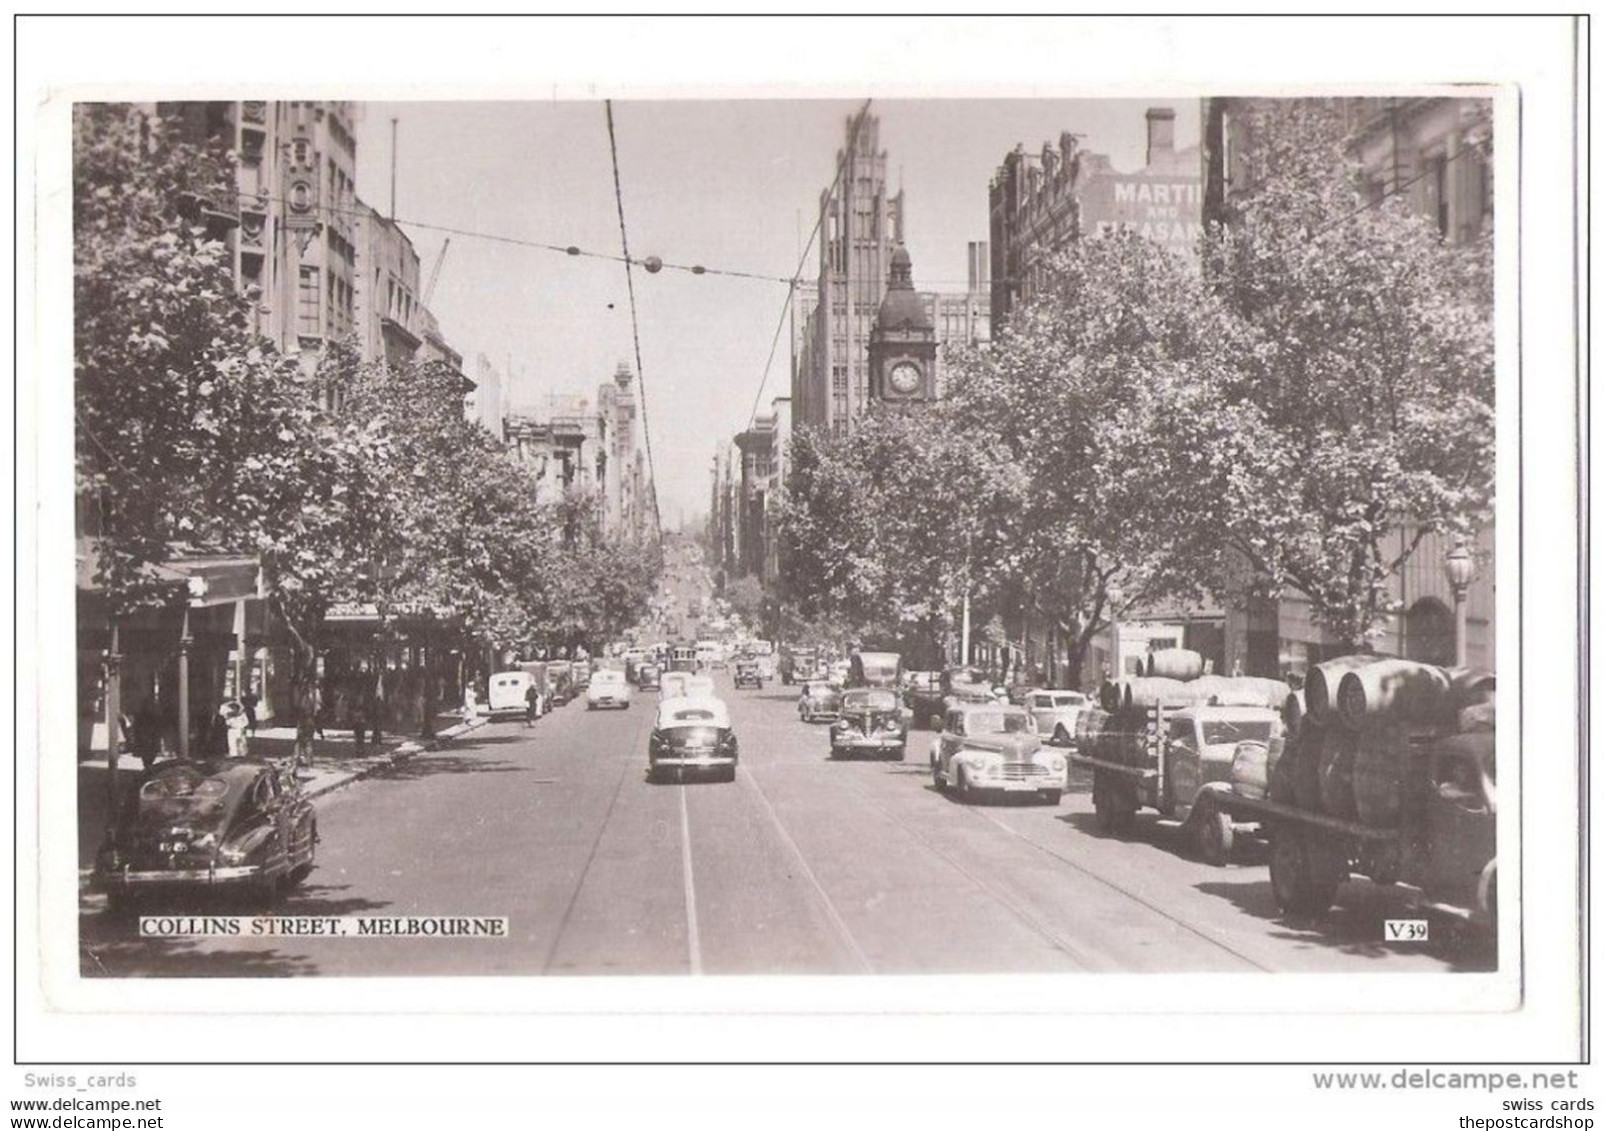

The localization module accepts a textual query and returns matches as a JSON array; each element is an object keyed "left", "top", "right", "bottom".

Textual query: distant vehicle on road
[
  {"left": 847, "top": 651, "right": 902, "bottom": 690},
  {"left": 902, "top": 670, "right": 943, "bottom": 729},
  {"left": 830, "top": 687, "right": 907, "bottom": 760},
  {"left": 733, "top": 659, "right": 763, "bottom": 690},
  {"left": 660, "top": 671, "right": 691, "bottom": 699},
  {"left": 586, "top": 669, "right": 632, "bottom": 710},
  {"left": 571, "top": 660, "right": 592, "bottom": 688},
  {"left": 930, "top": 703, "right": 1065, "bottom": 806},
  {"left": 545, "top": 661, "right": 575, "bottom": 704},
  {"left": 1025, "top": 690, "right": 1090, "bottom": 746},
  {"left": 797, "top": 680, "right": 842, "bottom": 723},
  {"left": 683, "top": 673, "right": 716, "bottom": 698},
  {"left": 779, "top": 646, "right": 816, "bottom": 686},
  {"left": 647, "top": 695, "right": 738, "bottom": 783},
  {"left": 669, "top": 644, "right": 699, "bottom": 673},
  {"left": 635, "top": 662, "right": 662, "bottom": 691},
  {"left": 95, "top": 758, "right": 317, "bottom": 911},
  {"left": 488, "top": 671, "right": 536, "bottom": 718}
]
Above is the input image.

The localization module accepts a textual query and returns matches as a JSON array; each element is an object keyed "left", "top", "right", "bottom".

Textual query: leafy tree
[
  {"left": 1195, "top": 99, "right": 1495, "bottom": 647},
  {"left": 941, "top": 229, "right": 1241, "bottom": 681}
]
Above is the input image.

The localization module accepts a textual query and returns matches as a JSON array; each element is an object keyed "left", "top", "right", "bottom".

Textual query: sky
[{"left": 351, "top": 99, "right": 1201, "bottom": 527}]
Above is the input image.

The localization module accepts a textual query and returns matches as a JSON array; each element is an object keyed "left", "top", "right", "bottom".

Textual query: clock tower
[{"left": 868, "top": 245, "right": 937, "bottom": 405}]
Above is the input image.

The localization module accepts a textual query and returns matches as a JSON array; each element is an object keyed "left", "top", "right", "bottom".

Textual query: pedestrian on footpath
[
  {"left": 524, "top": 680, "right": 539, "bottom": 728},
  {"left": 462, "top": 682, "right": 479, "bottom": 726},
  {"left": 218, "top": 699, "right": 249, "bottom": 759},
  {"left": 240, "top": 686, "right": 260, "bottom": 734}
]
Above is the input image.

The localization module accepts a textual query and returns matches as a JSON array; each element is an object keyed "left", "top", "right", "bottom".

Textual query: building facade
[{"left": 990, "top": 107, "right": 1201, "bottom": 335}]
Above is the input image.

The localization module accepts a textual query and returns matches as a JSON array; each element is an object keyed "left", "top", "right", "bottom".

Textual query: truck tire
[
  {"left": 1269, "top": 824, "right": 1346, "bottom": 916},
  {"left": 1093, "top": 771, "right": 1137, "bottom": 836},
  {"left": 1191, "top": 795, "right": 1234, "bottom": 866}
]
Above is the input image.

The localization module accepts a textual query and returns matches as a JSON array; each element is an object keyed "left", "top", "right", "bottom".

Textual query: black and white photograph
[{"left": 13, "top": 11, "right": 1584, "bottom": 1102}]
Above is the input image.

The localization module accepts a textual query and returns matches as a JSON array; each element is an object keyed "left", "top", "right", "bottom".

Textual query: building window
[
  {"left": 297, "top": 266, "right": 321, "bottom": 336},
  {"left": 1424, "top": 153, "right": 1449, "bottom": 237}
]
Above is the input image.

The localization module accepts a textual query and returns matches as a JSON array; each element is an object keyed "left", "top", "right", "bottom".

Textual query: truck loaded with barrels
[{"left": 1076, "top": 648, "right": 1497, "bottom": 928}]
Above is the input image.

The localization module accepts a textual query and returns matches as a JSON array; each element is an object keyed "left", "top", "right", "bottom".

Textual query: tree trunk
[{"left": 291, "top": 636, "right": 318, "bottom": 766}]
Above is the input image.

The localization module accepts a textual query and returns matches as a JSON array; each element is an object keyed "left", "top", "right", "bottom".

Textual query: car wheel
[
  {"left": 892, "top": 744, "right": 906, "bottom": 762},
  {"left": 1040, "top": 789, "right": 1062, "bottom": 806},
  {"left": 1268, "top": 824, "right": 1345, "bottom": 917},
  {"left": 1053, "top": 725, "right": 1069, "bottom": 746},
  {"left": 287, "top": 821, "right": 317, "bottom": 887},
  {"left": 1191, "top": 796, "right": 1235, "bottom": 866},
  {"left": 1092, "top": 771, "right": 1137, "bottom": 835},
  {"left": 955, "top": 765, "right": 974, "bottom": 803}
]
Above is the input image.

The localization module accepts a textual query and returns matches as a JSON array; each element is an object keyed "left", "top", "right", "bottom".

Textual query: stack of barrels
[
  {"left": 1269, "top": 656, "right": 1496, "bottom": 830},
  {"left": 1085, "top": 649, "right": 1292, "bottom": 776}
]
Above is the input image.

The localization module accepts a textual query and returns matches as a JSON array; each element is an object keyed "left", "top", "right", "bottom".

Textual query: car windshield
[
  {"left": 1201, "top": 719, "right": 1277, "bottom": 746},
  {"left": 593, "top": 671, "right": 625, "bottom": 684},
  {"left": 1053, "top": 693, "right": 1087, "bottom": 707},
  {"left": 805, "top": 682, "right": 832, "bottom": 695},
  {"left": 137, "top": 770, "right": 232, "bottom": 819},
  {"left": 950, "top": 670, "right": 988, "bottom": 688},
  {"left": 968, "top": 711, "right": 1032, "bottom": 735},
  {"left": 843, "top": 690, "right": 897, "bottom": 711}
]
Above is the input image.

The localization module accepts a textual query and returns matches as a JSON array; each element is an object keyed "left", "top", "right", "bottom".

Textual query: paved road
[{"left": 79, "top": 670, "right": 1495, "bottom": 977}]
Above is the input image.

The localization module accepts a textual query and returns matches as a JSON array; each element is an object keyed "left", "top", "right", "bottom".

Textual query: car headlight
[{"left": 1050, "top": 757, "right": 1066, "bottom": 772}]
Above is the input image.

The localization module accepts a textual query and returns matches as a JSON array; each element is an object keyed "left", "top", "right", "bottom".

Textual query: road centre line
[{"left": 678, "top": 783, "right": 703, "bottom": 975}]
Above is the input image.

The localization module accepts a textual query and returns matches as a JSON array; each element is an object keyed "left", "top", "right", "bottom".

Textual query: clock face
[{"left": 888, "top": 361, "right": 922, "bottom": 395}]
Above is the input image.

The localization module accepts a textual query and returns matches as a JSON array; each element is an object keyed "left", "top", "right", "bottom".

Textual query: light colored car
[
  {"left": 1027, "top": 690, "right": 1091, "bottom": 747},
  {"left": 660, "top": 671, "right": 692, "bottom": 699},
  {"left": 586, "top": 669, "right": 632, "bottom": 710},
  {"left": 487, "top": 671, "right": 535, "bottom": 717},
  {"left": 683, "top": 673, "right": 716, "bottom": 698},
  {"left": 930, "top": 703, "right": 1066, "bottom": 805}
]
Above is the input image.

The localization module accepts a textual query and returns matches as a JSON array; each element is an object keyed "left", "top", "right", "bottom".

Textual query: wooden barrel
[
  {"left": 1098, "top": 680, "right": 1124, "bottom": 713},
  {"left": 1075, "top": 707, "right": 1109, "bottom": 748},
  {"left": 1305, "top": 655, "right": 1378, "bottom": 722},
  {"left": 1335, "top": 659, "right": 1454, "bottom": 730},
  {"left": 1231, "top": 739, "right": 1273, "bottom": 801},
  {"left": 1458, "top": 700, "right": 1495, "bottom": 734},
  {"left": 1187, "top": 675, "right": 1293, "bottom": 710},
  {"left": 1450, "top": 667, "right": 1496, "bottom": 709},
  {"left": 1291, "top": 724, "right": 1326, "bottom": 811},
  {"left": 1283, "top": 690, "right": 1307, "bottom": 743},
  {"left": 1267, "top": 733, "right": 1299, "bottom": 803},
  {"left": 1317, "top": 725, "right": 1358, "bottom": 818},
  {"left": 1353, "top": 723, "right": 1410, "bottom": 828},
  {"left": 1122, "top": 677, "right": 1194, "bottom": 711},
  {"left": 1145, "top": 647, "right": 1205, "bottom": 681}
]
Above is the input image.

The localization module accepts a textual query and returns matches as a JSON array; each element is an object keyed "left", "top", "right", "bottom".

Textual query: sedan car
[
  {"left": 1026, "top": 689, "right": 1091, "bottom": 747},
  {"left": 930, "top": 703, "right": 1066, "bottom": 805},
  {"left": 829, "top": 688, "right": 907, "bottom": 760},
  {"left": 94, "top": 758, "right": 317, "bottom": 910},
  {"left": 647, "top": 696, "right": 738, "bottom": 783},
  {"left": 586, "top": 669, "right": 632, "bottom": 710},
  {"left": 798, "top": 680, "right": 843, "bottom": 723},
  {"left": 636, "top": 662, "right": 662, "bottom": 691},
  {"left": 733, "top": 660, "right": 763, "bottom": 690}
]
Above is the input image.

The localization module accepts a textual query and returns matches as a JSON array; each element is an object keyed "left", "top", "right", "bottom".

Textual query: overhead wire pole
[
  {"left": 741, "top": 98, "right": 873, "bottom": 433},
  {"left": 603, "top": 99, "right": 664, "bottom": 542}
]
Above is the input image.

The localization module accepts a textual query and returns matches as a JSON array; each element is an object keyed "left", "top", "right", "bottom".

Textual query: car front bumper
[
  {"left": 97, "top": 863, "right": 264, "bottom": 889},
  {"left": 834, "top": 735, "right": 906, "bottom": 751}
]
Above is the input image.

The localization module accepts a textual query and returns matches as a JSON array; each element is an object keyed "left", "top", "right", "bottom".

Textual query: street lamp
[{"left": 1443, "top": 541, "right": 1477, "bottom": 668}]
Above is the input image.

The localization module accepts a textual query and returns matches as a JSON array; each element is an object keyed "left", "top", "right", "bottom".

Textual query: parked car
[
  {"left": 488, "top": 670, "right": 536, "bottom": 718},
  {"left": 733, "top": 659, "right": 764, "bottom": 690},
  {"left": 647, "top": 695, "right": 738, "bottom": 783},
  {"left": 930, "top": 703, "right": 1065, "bottom": 805},
  {"left": 1026, "top": 689, "right": 1091, "bottom": 747},
  {"left": 829, "top": 688, "right": 907, "bottom": 760},
  {"left": 95, "top": 758, "right": 317, "bottom": 910},
  {"left": 636, "top": 662, "right": 662, "bottom": 691},
  {"left": 586, "top": 669, "right": 632, "bottom": 710},
  {"left": 847, "top": 650, "right": 902, "bottom": 689},
  {"left": 797, "top": 680, "right": 843, "bottom": 723},
  {"left": 546, "top": 660, "right": 575, "bottom": 704},
  {"left": 571, "top": 660, "right": 592, "bottom": 688},
  {"left": 1004, "top": 680, "right": 1039, "bottom": 706}
]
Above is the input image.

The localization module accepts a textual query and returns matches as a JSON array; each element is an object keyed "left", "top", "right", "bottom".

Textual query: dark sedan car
[
  {"left": 636, "top": 662, "right": 662, "bottom": 690},
  {"left": 648, "top": 696, "right": 738, "bottom": 783},
  {"left": 94, "top": 758, "right": 317, "bottom": 910},
  {"left": 733, "top": 660, "right": 763, "bottom": 690},
  {"left": 829, "top": 688, "right": 907, "bottom": 760}
]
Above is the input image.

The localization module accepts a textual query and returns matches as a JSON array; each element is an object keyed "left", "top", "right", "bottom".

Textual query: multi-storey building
[
  {"left": 597, "top": 361, "right": 650, "bottom": 542},
  {"left": 1201, "top": 96, "right": 1495, "bottom": 679},
  {"left": 990, "top": 107, "right": 1201, "bottom": 335}
]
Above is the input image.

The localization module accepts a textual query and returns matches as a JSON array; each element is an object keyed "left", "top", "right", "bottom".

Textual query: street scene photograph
[{"left": 68, "top": 90, "right": 1500, "bottom": 983}]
